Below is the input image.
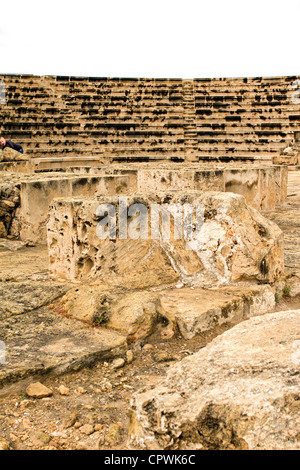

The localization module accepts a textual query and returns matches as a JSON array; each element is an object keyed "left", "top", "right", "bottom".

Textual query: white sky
[{"left": 0, "top": 0, "right": 299, "bottom": 79}]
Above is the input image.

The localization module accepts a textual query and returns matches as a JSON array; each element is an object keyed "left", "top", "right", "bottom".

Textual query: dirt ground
[{"left": 0, "top": 291, "right": 298, "bottom": 451}]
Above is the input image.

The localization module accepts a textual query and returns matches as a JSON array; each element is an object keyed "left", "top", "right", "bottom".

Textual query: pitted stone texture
[
  {"left": 0, "top": 148, "right": 27, "bottom": 162},
  {"left": 129, "top": 310, "right": 300, "bottom": 450},
  {"left": 160, "top": 284, "right": 275, "bottom": 340},
  {"left": 60, "top": 285, "right": 168, "bottom": 341},
  {"left": 1, "top": 75, "right": 299, "bottom": 162},
  {"left": 47, "top": 191, "right": 284, "bottom": 287},
  {"left": 0, "top": 174, "right": 23, "bottom": 238},
  {"left": 19, "top": 174, "right": 132, "bottom": 243},
  {"left": 0, "top": 164, "right": 287, "bottom": 242},
  {"left": 0, "top": 241, "right": 127, "bottom": 391},
  {"left": 57, "top": 283, "right": 275, "bottom": 342},
  {"left": 135, "top": 165, "right": 287, "bottom": 211}
]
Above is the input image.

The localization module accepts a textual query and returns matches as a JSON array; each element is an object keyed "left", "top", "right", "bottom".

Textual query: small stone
[
  {"left": 76, "top": 387, "right": 86, "bottom": 394},
  {"left": 126, "top": 350, "right": 134, "bottom": 364},
  {"left": 79, "top": 424, "right": 95, "bottom": 435},
  {"left": 0, "top": 199, "right": 15, "bottom": 209},
  {"left": 111, "top": 358, "right": 125, "bottom": 369},
  {"left": 19, "top": 399, "right": 31, "bottom": 409},
  {"left": 50, "top": 431, "right": 67, "bottom": 438},
  {"left": 160, "top": 324, "right": 175, "bottom": 340},
  {"left": 175, "top": 282, "right": 184, "bottom": 288},
  {"left": 26, "top": 382, "right": 53, "bottom": 399},
  {"left": 76, "top": 443, "right": 88, "bottom": 450},
  {"left": 58, "top": 385, "right": 70, "bottom": 396}
]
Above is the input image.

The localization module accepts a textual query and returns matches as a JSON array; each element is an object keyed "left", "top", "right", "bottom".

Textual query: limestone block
[
  {"left": 101, "top": 165, "right": 287, "bottom": 210},
  {"left": 47, "top": 191, "right": 284, "bottom": 287},
  {"left": 0, "top": 220, "right": 7, "bottom": 237},
  {"left": 273, "top": 153, "right": 298, "bottom": 166},
  {"left": 224, "top": 166, "right": 287, "bottom": 210},
  {"left": 160, "top": 284, "right": 275, "bottom": 340},
  {"left": 0, "top": 147, "right": 27, "bottom": 162},
  {"left": 137, "top": 169, "right": 196, "bottom": 192},
  {"left": 20, "top": 174, "right": 132, "bottom": 243},
  {"left": 0, "top": 160, "right": 34, "bottom": 172},
  {"left": 26, "top": 382, "right": 53, "bottom": 399},
  {"left": 61, "top": 286, "right": 168, "bottom": 341},
  {"left": 129, "top": 310, "right": 300, "bottom": 450}
]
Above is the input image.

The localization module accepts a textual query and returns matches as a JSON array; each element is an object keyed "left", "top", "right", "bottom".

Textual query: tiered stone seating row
[
  {"left": 0, "top": 74, "right": 299, "bottom": 163},
  {"left": 193, "top": 76, "right": 299, "bottom": 161}
]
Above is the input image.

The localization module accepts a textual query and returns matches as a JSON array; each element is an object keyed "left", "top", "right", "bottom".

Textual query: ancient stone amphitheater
[{"left": 0, "top": 74, "right": 300, "bottom": 450}]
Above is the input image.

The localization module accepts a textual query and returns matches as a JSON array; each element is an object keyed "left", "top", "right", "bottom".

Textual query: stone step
[{"left": 160, "top": 285, "right": 275, "bottom": 340}]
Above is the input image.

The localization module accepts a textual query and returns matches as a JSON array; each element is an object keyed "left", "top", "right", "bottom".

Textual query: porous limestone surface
[
  {"left": 129, "top": 309, "right": 300, "bottom": 450},
  {"left": 47, "top": 191, "right": 284, "bottom": 286},
  {"left": 19, "top": 174, "right": 132, "bottom": 243},
  {"left": 0, "top": 238, "right": 277, "bottom": 393},
  {"left": 60, "top": 283, "right": 275, "bottom": 341},
  {"left": 159, "top": 284, "right": 275, "bottom": 340},
  {"left": 0, "top": 148, "right": 28, "bottom": 163},
  {"left": 0, "top": 242, "right": 127, "bottom": 391},
  {"left": 30, "top": 163, "right": 288, "bottom": 211}
]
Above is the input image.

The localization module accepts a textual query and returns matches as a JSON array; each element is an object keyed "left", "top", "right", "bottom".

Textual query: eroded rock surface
[
  {"left": 129, "top": 310, "right": 300, "bottom": 450},
  {"left": 61, "top": 285, "right": 168, "bottom": 341},
  {"left": 0, "top": 148, "right": 27, "bottom": 163},
  {"left": 47, "top": 191, "right": 284, "bottom": 287}
]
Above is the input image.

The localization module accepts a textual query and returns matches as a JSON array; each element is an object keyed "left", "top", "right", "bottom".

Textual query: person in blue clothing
[{"left": 0, "top": 137, "right": 23, "bottom": 153}]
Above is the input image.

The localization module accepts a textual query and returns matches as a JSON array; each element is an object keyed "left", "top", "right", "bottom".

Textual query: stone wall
[{"left": 0, "top": 74, "right": 299, "bottom": 163}]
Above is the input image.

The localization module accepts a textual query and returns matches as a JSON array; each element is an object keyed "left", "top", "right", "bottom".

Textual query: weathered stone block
[
  {"left": 0, "top": 148, "right": 27, "bottom": 163},
  {"left": 129, "top": 310, "right": 300, "bottom": 450},
  {"left": 20, "top": 174, "right": 132, "bottom": 243},
  {"left": 61, "top": 285, "right": 168, "bottom": 341},
  {"left": 160, "top": 284, "right": 275, "bottom": 339},
  {"left": 102, "top": 165, "right": 288, "bottom": 210},
  {"left": 224, "top": 166, "right": 287, "bottom": 210},
  {"left": 47, "top": 191, "right": 284, "bottom": 287}
]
